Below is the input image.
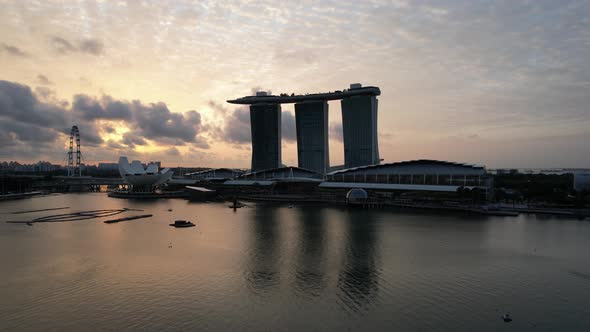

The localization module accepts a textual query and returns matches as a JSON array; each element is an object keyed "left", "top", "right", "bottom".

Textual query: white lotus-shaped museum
[{"left": 118, "top": 157, "right": 173, "bottom": 186}]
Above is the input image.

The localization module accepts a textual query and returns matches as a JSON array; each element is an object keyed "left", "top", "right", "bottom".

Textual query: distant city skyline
[{"left": 1, "top": 1, "right": 589, "bottom": 168}]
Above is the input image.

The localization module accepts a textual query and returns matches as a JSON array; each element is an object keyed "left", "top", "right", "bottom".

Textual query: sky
[{"left": 0, "top": 0, "right": 589, "bottom": 169}]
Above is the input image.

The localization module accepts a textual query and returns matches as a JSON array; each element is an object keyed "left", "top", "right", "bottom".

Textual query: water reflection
[
  {"left": 337, "top": 209, "right": 380, "bottom": 313},
  {"left": 4, "top": 195, "right": 590, "bottom": 331},
  {"left": 244, "top": 207, "right": 281, "bottom": 294},
  {"left": 243, "top": 205, "right": 381, "bottom": 310},
  {"left": 294, "top": 208, "right": 326, "bottom": 297}
]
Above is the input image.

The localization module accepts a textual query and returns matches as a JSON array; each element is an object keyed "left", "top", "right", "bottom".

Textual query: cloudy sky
[{"left": 1, "top": 0, "right": 589, "bottom": 168}]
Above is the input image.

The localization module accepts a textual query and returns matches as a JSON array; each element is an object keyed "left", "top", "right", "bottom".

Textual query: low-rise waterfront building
[
  {"left": 186, "top": 168, "right": 245, "bottom": 181},
  {"left": 117, "top": 157, "right": 173, "bottom": 192},
  {"left": 322, "top": 159, "right": 493, "bottom": 202},
  {"left": 212, "top": 160, "right": 492, "bottom": 205},
  {"left": 574, "top": 172, "right": 590, "bottom": 192},
  {"left": 98, "top": 163, "right": 119, "bottom": 170}
]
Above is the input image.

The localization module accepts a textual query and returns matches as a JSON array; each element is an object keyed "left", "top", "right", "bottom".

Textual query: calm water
[{"left": 1, "top": 193, "right": 590, "bottom": 331}]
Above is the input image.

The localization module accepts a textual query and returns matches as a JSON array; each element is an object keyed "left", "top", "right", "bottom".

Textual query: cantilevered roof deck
[{"left": 227, "top": 86, "right": 380, "bottom": 105}]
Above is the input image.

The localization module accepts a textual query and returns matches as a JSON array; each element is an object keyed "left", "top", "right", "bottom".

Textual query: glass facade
[
  {"left": 327, "top": 173, "right": 487, "bottom": 186},
  {"left": 341, "top": 95, "right": 379, "bottom": 168},
  {"left": 295, "top": 101, "right": 329, "bottom": 174},
  {"left": 250, "top": 104, "right": 281, "bottom": 171}
]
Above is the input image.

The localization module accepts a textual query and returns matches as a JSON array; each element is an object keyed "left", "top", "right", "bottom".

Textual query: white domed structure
[
  {"left": 346, "top": 188, "right": 368, "bottom": 205},
  {"left": 118, "top": 157, "right": 173, "bottom": 188}
]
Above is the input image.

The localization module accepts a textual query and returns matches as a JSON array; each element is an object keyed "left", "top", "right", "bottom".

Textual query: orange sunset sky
[{"left": 1, "top": 1, "right": 589, "bottom": 168}]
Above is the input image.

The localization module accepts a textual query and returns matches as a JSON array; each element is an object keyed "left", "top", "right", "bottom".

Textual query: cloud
[
  {"left": 2, "top": 1, "right": 590, "bottom": 167},
  {"left": 215, "top": 87, "right": 295, "bottom": 145},
  {"left": 133, "top": 104, "right": 203, "bottom": 143},
  {"left": 51, "top": 36, "right": 76, "bottom": 54},
  {"left": 0, "top": 81, "right": 72, "bottom": 161},
  {"left": 79, "top": 76, "right": 92, "bottom": 87},
  {"left": 273, "top": 48, "right": 317, "bottom": 67},
  {"left": 219, "top": 107, "right": 251, "bottom": 144},
  {"left": 79, "top": 39, "right": 104, "bottom": 55},
  {"left": 208, "top": 100, "right": 230, "bottom": 116},
  {"left": 0, "top": 118, "right": 59, "bottom": 143},
  {"left": 121, "top": 132, "right": 147, "bottom": 148},
  {"left": 166, "top": 147, "right": 181, "bottom": 156},
  {"left": 0, "top": 80, "right": 68, "bottom": 129},
  {"left": 50, "top": 36, "right": 104, "bottom": 55},
  {"left": 282, "top": 111, "right": 296, "bottom": 142},
  {"left": 37, "top": 74, "right": 53, "bottom": 85},
  {"left": 34, "top": 86, "right": 55, "bottom": 100},
  {"left": 0, "top": 79, "right": 208, "bottom": 162},
  {"left": 1, "top": 43, "right": 28, "bottom": 57},
  {"left": 66, "top": 122, "right": 104, "bottom": 147},
  {"left": 72, "top": 94, "right": 207, "bottom": 144},
  {"left": 106, "top": 139, "right": 126, "bottom": 150},
  {"left": 0, "top": 138, "right": 65, "bottom": 161},
  {"left": 215, "top": 108, "right": 299, "bottom": 145},
  {"left": 192, "top": 136, "right": 211, "bottom": 150},
  {"left": 73, "top": 95, "right": 133, "bottom": 121},
  {"left": 329, "top": 122, "right": 343, "bottom": 142}
]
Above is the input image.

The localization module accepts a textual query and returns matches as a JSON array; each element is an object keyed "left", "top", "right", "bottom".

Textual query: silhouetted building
[
  {"left": 118, "top": 156, "right": 172, "bottom": 192},
  {"left": 186, "top": 168, "right": 244, "bottom": 181},
  {"left": 228, "top": 84, "right": 381, "bottom": 172},
  {"left": 341, "top": 84, "right": 379, "bottom": 168},
  {"left": 574, "top": 172, "right": 590, "bottom": 192},
  {"left": 295, "top": 101, "right": 329, "bottom": 174},
  {"left": 323, "top": 159, "right": 493, "bottom": 201},
  {"left": 98, "top": 163, "right": 118, "bottom": 170},
  {"left": 250, "top": 103, "right": 282, "bottom": 171}
]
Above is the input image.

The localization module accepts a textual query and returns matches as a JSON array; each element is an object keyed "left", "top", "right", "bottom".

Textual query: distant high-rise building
[
  {"left": 295, "top": 101, "right": 329, "bottom": 174},
  {"left": 250, "top": 103, "right": 282, "bottom": 171},
  {"left": 98, "top": 163, "right": 119, "bottom": 170},
  {"left": 341, "top": 85, "right": 379, "bottom": 168}
]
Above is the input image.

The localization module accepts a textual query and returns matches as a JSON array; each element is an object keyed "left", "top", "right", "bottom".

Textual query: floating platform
[
  {"left": 107, "top": 190, "right": 189, "bottom": 199},
  {"left": 104, "top": 214, "right": 153, "bottom": 224}
]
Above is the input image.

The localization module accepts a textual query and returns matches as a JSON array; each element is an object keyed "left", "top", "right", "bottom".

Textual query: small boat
[
  {"left": 502, "top": 313, "right": 512, "bottom": 322},
  {"left": 169, "top": 220, "right": 195, "bottom": 228}
]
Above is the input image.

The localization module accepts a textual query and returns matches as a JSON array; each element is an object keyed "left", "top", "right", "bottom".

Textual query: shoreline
[
  {"left": 2, "top": 191, "right": 588, "bottom": 219},
  {"left": 0, "top": 191, "right": 44, "bottom": 201},
  {"left": 234, "top": 194, "right": 590, "bottom": 219}
]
